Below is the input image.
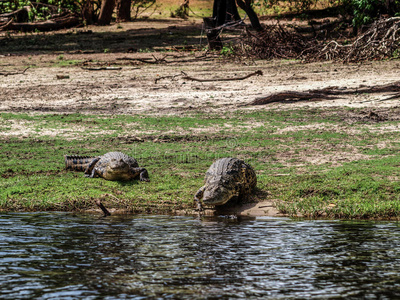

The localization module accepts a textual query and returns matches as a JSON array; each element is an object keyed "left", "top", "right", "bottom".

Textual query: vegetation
[
  {"left": 2, "top": 107, "right": 400, "bottom": 219},
  {"left": 2, "top": 1, "right": 400, "bottom": 220}
]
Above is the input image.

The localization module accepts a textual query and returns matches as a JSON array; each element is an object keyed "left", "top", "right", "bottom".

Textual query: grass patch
[{"left": 2, "top": 108, "right": 400, "bottom": 219}]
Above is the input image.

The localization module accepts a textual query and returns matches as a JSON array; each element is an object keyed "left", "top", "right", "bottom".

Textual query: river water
[{"left": 1, "top": 213, "right": 400, "bottom": 299}]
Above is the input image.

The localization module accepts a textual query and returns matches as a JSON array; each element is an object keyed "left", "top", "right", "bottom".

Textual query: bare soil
[
  {"left": 2, "top": 28, "right": 400, "bottom": 117},
  {"left": 2, "top": 19, "right": 400, "bottom": 217}
]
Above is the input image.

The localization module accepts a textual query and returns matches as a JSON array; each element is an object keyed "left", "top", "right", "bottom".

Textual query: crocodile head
[
  {"left": 104, "top": 159, "right": 132, "bottom": 181},
  {"left": 202, "top": 178, "right": 237, "bottom": 206}
]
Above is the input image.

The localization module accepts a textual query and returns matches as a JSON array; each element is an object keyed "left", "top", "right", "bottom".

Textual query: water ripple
[{"left": 1, "top": 213, "right": 400, "bottom": 299}]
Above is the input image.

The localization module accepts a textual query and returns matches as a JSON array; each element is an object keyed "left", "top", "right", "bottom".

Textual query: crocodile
[
  {"left": 194, "top": 157, "right": 257, "bottom": 210},
  {"left": 65, "top": 151, "right": 149, "bottom": 181}
]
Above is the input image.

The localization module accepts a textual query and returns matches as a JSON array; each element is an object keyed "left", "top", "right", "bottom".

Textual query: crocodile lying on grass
[
  {"left": 194, "top": 157, "right": 257, "bottom": 210},
  {"left": 65, "top": 151, "right": 150, "bottom": 182}
]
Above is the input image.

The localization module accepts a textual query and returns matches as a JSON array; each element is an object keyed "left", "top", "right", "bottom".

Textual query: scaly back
[{"left": 206, "top": 157, "right": 242, "bottom": 178}]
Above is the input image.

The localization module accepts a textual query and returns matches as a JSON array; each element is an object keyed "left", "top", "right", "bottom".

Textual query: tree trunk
[
  {"left": 82, "top": 0, "right": 95, "bottom": 25},
  {"left": 236, "top": 0, "right": 262, "bottom": 31},
  {"left": 203, "top": 17, "right": 223, "bottom": 50},
  {"left": 98, "top": 0, "right": 115, "bottom": 25},
  {"left": 227, "top": 0, "right": 240, "bottom": 22},
  {"left": 213, "top": 0, "right": 227, "bottom": 26},
  {"left": 116, "top": 0, "right": 131, "bottom": 22}
]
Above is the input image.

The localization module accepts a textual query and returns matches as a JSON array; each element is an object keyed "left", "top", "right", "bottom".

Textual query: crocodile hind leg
[{"left": 84, "top": 157, "right": 101, "bottom": 178}]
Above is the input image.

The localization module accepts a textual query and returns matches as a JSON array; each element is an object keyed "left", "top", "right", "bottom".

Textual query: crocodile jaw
[{"left": 202, "top": 185, "right": 233, "bottom": 206}]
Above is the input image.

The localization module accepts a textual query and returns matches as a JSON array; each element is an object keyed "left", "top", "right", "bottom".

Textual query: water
[{"left": 1, "top": 213, "right": 400, "bottom": 299}]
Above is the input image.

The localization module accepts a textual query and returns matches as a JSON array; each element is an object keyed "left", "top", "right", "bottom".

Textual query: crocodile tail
[{"left": 64, "top": 155, "right": 97, "bottom": 172}]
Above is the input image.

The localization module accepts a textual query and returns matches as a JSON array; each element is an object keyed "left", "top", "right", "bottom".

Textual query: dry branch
[
  {"left": 237, "top": 24, "right": 317, "bottom": 60},
  {"left": 0, "top": 14, "right": 79, "bottom": 32},
  {"left": 95, "top": 200, "right": 111, "bottom": 217},
  {"left": 315, "top": 17, "right": 400, "bottom": 62},
  {"left": 238, "top": 17, "right": 400, "bottom": 62},
  {"left": 0, "top": 67, "right": 29, "bottom": 76},
  {"left": 181, "top": 70, "right": 263, "bottom": 82},
  {"left": 116, "top": 56, "right": 167, "bottom": 64},
  {"left": 249, "top": 81, "right": 400, "bottom": 105},
  {"left": 116, "top": 54, "right": 211, "bottom": 65},
  {"left": 250, "top": 91, "right": 338, "bottom": 105},
  {"left": 81, "top": 66, "right": 122, "bottom": 71},
  {"left": 0, "top": 7, "right": 29, "bottom": 22},
  {"left": 155, "top": 70, "right": 263, "bottom": 84},
  {"left": 0, "top": 19, "right": 12, "bottom": 30}
]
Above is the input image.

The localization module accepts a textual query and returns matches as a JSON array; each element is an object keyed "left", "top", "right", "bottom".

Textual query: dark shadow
[
  {"left": 0, "top": 21, "right": 205, "bottom": 55},
  {"left": 116, "top": 179, "right": 140, "bottom": 186},
  {"left": 214, "top": 187, "right": 274, "bottom": 216}
]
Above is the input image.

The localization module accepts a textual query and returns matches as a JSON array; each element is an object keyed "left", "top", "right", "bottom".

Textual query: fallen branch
[
  {"left": 81, "top": 67, "right": 122, "bottom": 71},
  {"left": 314, "top": 17, "right": 400, "bottom": 62},
  {"left": 359, "top": 92, "right": 400, "bottom": 103},
  {"left": 155, "top": 70, "right": 263, "bottom": 84},
  {"left": 250, "top": 91, "right": 338, "bottom": 105},
  {"left": 0, "top": 19, "right": 12, "bottom": 30},
  {"left": 248, "top": 80, "right": 400, "bottom": 105},
  {"left": 0, "top": 7, "right": 29, "bottom": 22},
  {"left": 155, "top": 73, "right": 182, "bottom": 83},
  {"left": 181, "top": 70, "right": 263, "bottom": 82},
  {"left": 0, "top": 67, "right": 29, "bottom": 76},
  {"left": 116, "top": 54, "right": 210, "bottom": 65},
  {"left": 1, "top": 15, "right": 79, "bottom": 32},
  {"left": 116, "top": 55, "right": 167, "bottom": 64}
]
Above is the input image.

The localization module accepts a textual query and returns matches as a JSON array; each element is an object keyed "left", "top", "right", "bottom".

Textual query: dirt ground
[
  {"left": 2, "top": 19, "right": 400, "bottom": 217},
  {"left": 2, "top": 41, "right": 400, "bottom": 117}
]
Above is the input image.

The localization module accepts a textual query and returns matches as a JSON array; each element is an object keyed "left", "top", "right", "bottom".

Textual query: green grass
[{"left": 2, "top": 108, "right": 400, "bottom": 219}]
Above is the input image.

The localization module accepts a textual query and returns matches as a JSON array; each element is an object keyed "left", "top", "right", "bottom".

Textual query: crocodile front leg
[
  {"left": 131, "top": 167, "right": 150, "bottom": 182},
  {"left": 139, "top": 168, "right": 150, "bottom": 182},
  {"left": 84, "top": 157, "right": 101, "bottom": 178},
  {"left": 194, "top": 186, "right": 205, "bottom": 212}
]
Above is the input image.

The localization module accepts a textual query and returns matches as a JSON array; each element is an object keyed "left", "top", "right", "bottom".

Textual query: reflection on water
[{"left": 1, "top": 213, "right": 400, "bottom": 299}]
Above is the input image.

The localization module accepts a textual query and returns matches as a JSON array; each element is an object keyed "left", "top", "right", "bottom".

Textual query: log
[
  {"left": 0, "top": 15, "right": 80, "bottom": 32},
  {"left": 248, "top": 81, "right": 400, "bottom": 105},
  {"left": 0, "top": 7, "right": 29, "bottom": 22},
  {"left": 250, "top": 91, "right": 337, "bottom": 105}
]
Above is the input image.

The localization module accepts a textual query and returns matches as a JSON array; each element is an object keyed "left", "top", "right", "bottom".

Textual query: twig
[
  {"left": 359, "top": 92, "right": 400, "bottom": 103},
  {"left": 155, "top": 70, "right": 263, "bottom": 84},
  {"left": 115, "top": 56, "right": 164, "bottom": 64},
  {"left": 0, "top": 67, "right": 29, "bottom": 76},
  {"left": 180, "top": 70, "right": 263, "bottom": 82},
  {"left": 155, "top": 73, "right": 182, "bottom": 83},
  {"left": 95, "top": 200, "right": 111, "bottom": 217},
  {"left": 81, "top": 67, "right": 122, "bottom": 71},
  {"left": 117, "top": 54, "right": 210, "bottom": 65}
]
